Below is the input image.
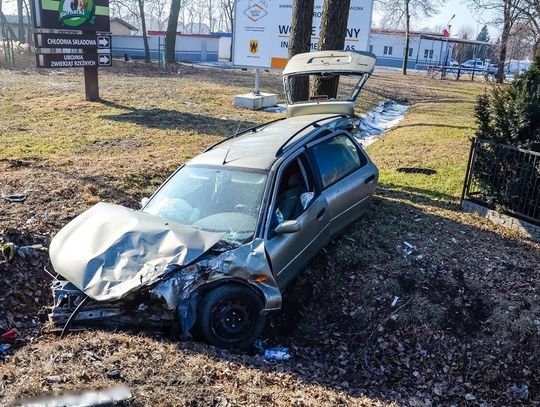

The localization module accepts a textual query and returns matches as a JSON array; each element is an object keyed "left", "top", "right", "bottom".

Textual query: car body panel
[
  {"left": 49, "top": 202, "right": 224, "bottom": 302},
  {"left": 306, "top": 131, "right": 378, "bottom": 236},
  {"left": 282, "top": 50, "right": 376, "bottom": 77},
  {"left": 282, "top": 50, "right": 376, "bottom": 117},
  {"left": 263, "top": 150, "right": 330, "bottom": 289}
]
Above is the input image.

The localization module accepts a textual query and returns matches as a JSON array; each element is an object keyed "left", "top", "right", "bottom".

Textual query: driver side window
[{"left": 271, "top": 155, "right": 315, "bottom": 232}]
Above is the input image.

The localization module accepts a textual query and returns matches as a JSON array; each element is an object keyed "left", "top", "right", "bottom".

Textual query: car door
[
  {"left": 307, "top": 131, "right": 377, "bottom": 237},
  {"left": 264, "top": 150, "right": 330, "bottom": 289}
]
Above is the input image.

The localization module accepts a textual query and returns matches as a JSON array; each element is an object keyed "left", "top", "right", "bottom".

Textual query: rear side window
[{"left": 310, "top": 134, "right": 363, "bottom": 188}]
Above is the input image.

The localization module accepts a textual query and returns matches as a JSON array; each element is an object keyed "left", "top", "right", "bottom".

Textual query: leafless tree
[
  {"left": 166, "top": 0, "right": 182, "bottom": 62},
  {"left": 377, "top": 0, "right": 441, "bottom": 75},
  {"left": 219, "top": 0, "right": 234, "bottom": 32},
  {"left": 287, "top": 0, "right": 315, "bottom": 102},
  {"left": 469, "top": 0, "right": 530, "bottom": 82},
  {"left": 110, "top": 0, "right": 151, "bottom": 62},
  {"left": 312, "top": 0, "right": 351, "bottom": 98}
]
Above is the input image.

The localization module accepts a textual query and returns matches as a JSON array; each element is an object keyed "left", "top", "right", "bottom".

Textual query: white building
[{"left": 368, "top": 28, "right": 453, "bottom": 69}]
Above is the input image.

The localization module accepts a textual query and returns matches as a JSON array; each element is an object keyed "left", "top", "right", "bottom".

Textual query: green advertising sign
[
  {"left": 33, "top": 0, "right": 110, "bottom": 31},
  {"left": 58, "top": 0, "right": 96, "bottom": 27}
]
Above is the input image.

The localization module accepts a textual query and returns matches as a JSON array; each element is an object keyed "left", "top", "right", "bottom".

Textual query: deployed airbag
[{"left": 49, "top": 203, "right": 223, "bottom": 302}]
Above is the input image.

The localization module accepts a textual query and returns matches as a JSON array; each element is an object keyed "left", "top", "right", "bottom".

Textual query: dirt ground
[{"left": 1, "top": 62, "right": 540, "bottom": 406}]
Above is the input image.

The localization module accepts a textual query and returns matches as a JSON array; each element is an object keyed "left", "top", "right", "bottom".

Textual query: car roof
[{"left": 188, "top": 114, "right": 348, "bottom": 170}]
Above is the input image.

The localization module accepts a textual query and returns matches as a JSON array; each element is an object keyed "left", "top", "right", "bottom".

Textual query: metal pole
[
  {"left": 461, "top": 137, "right": 477, "bottom": 206},
  {"left": 254, "top": 68, "right": 261, "bottom": 96}
]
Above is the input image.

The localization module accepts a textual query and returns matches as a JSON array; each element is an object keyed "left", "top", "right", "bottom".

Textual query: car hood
[{"left": 49, "top": 202, "right": 223, "bottom": 302}]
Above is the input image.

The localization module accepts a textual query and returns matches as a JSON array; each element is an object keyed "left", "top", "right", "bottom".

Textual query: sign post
[{"left": 32, "top": 0, "right": 111, "bottom": 101}]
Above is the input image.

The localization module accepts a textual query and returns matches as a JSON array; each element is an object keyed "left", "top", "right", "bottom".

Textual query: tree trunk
[
  {"left": 17, "top": 0, "right": 25, "bottom": 43},
  {"left": 402, "top": 0, "right": 410, "bottom": 75},
  {"left": 497, "top": 0, "right": 511, "bottom": 83},
  {"left": 287, "top": 0, "right": 315, "bottom": 102},
  {"left": 138, "top": 0, "right": 151, "bottom": 63},
  {"left": 166, "top": 0, "right": 182, "bottom": 64},
  {"left": 312, "top": 0, "right": 351, "bottom": 99}
]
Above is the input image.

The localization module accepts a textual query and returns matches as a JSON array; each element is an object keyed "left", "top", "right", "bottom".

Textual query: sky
[
  {"left": 409, "top": 0, "right": 500, "bottom": 39},
  {"left": 3, "top": 0, "right": 502, "bottom": 41}
]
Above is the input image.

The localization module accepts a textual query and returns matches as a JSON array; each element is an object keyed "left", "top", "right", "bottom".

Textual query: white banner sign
[{"left": 233, "top": 0, "right": 374, "bottom": 69}]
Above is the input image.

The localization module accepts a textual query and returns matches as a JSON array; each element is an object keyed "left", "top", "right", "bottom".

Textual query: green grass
[
  {"left": 365, "top": 70, "right": 487, "bottom": 201},
  {"left": 0, "top": 64, "right": 486, "bottom": 204}
]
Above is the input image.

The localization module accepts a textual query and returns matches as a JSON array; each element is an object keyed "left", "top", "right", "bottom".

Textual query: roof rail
[
  {"left": 204, "top": 117, "right": 287, "bottom": 152},
  {"left": 275, "top": 115, "right": 347, "bottom": 157}
]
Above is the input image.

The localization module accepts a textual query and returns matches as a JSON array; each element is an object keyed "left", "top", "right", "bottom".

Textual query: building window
[
  {"left": 383, "top": 46, "right": 393, "bottom": 55},
  {"left": 369, "top": 45, "right": 373, "bottom": 53},
  {"left": 424, "top": 49, "right": 434, "bottom": 59},
  {"left": 408, "top": 47, "right": 413, "bottom": 57}
]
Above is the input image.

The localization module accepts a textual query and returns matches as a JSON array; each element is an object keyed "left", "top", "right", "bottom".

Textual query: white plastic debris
[
  {"left": 263, "top": 348, "right": 292, "bottom": 361},
  {"left": 511, "top": 384, "right": 529, "bottom": 400},
  {"left": 254, "top": 339, "right": 292, "bottom": 362}
]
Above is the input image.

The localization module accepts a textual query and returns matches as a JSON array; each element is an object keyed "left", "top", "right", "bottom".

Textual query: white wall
[
  {"left": 368, "top": 32, "right": 452, "bottom": 68},
  {"left": 112, "top": 34, "right": 219, "bottom": 61},
  {"left": 219, "top": 36, "right": 232, "bottom": 61}
]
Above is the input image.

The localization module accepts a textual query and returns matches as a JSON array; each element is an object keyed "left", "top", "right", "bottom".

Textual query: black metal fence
[{"left": 461, "top": 138, "right": 540, "bottom": 225}]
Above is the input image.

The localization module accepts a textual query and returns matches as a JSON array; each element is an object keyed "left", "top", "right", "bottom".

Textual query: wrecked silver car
[{"left": 48, "top": 50, "right": 379, "bottom": 348}]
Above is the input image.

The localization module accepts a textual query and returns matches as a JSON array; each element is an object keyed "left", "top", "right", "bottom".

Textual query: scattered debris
[
  {"left": 263, "top": 347, "right": 292, "bottom": 361},
  {"left": 106, "top": 367, "right": 123, "bottom": 381},
  {"left": 511, "top": 384, "right": 529, "bottom": 400},
  {"left": 1, "top": 328, "right": 17, "bottom": 341},
  {"left": 400, "top": 241, "right": 416, "bottom": 257},
  {"left": 1, "top": 193, "right": 26, "bottom": 203},
  {"left": 1, "top": 242, "right": 47, "bottom": 262},
  {"left": 464, "top": 393, "right": 476, "bottom": 401},
  {"left": 254, "top": 339, "right": 292, "bottom": 362}
]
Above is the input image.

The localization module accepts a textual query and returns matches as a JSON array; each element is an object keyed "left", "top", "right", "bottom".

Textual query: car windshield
[{"left": 144, "top": 166, "right": 267, "bottom": 246}]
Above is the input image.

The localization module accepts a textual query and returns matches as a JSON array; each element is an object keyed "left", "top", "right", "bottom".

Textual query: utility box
[{"left": 234, "top": 92, "right": 278, "bottom": 110}]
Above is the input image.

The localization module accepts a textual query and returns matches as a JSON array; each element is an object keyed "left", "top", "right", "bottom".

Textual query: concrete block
[{"left": 233, "top": 93, "right": 278, "bottom": 110}]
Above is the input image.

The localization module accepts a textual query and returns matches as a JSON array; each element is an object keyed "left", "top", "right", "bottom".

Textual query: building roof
[
  {"left": 188, "top": 114, "right": 344, "bottom": 170},
  {"left": 211, "top": 32, "right": 232, "bottom": 38},
  {"left": 147, "top": 30, "right": 220, "bottom": 38},
  {"left": 370, "top": 28, "right": 441, "bottom": 37},
  {"left": 419, "top": 34, "right": 495, "bottom": 46},
  {"left": 111, "top": 17, "right": 138, "bottom": 31}
]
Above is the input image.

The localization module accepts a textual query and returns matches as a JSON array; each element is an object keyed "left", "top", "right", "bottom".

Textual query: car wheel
[{"left": 195, "top": 284, "right": 265, "bottom": 349}]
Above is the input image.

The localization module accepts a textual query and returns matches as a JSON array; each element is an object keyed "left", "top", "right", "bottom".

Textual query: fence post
[{"left": 461, "top": 137, "right": 477, "bottom": 207}]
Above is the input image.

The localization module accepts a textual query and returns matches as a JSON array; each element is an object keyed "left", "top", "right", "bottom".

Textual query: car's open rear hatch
[{"left": 282, "top": 50, "right": 376, "bottom": 117}]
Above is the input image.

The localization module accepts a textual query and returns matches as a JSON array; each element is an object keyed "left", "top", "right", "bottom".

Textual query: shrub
[
  {"left": 470, "top": 56, "right": 540, "bottom": 221},
  {"left": 475, "top": 55, "right": 540, "bottom": 151}
]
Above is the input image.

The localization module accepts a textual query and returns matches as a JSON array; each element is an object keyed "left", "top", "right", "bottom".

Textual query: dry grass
[{"left": 1, "top": 62, "right": 539, "bottom": 406}]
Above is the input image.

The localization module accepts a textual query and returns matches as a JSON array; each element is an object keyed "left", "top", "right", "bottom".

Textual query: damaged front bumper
[{"left": 48, "top": 239, "right": 282, "bottom": 336}]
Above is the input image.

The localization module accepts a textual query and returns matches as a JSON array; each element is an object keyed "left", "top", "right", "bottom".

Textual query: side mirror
[
  {"left": 275, "top": 220, "right": 301, "bottom": 234},
  {"left": 140, "top": 197, "right": 149, "bottom": 208}
]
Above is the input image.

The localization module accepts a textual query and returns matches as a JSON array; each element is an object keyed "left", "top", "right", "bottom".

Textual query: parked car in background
[
  {"left": 47, "top": 51, "right": 379, "bottom": 349},
  {"left": 460, "top": 59, "right": 487, "bottom": 70}
]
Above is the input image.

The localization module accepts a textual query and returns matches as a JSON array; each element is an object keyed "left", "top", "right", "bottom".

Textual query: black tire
[{"left": 195, "top": 284, "right": 265, "bottom": 349}]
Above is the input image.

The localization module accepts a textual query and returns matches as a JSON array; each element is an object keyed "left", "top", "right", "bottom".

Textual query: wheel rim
[{"left": 210, "top": 297, "right": 254, "bottom": 343}]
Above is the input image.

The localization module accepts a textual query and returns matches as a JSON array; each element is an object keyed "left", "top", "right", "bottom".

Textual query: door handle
[
  {"left": 316, "top": 207, "right": 326, "bottom": 220},
  {"left": 365, "top": 174, "right": 376, "bottom": 184}
]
